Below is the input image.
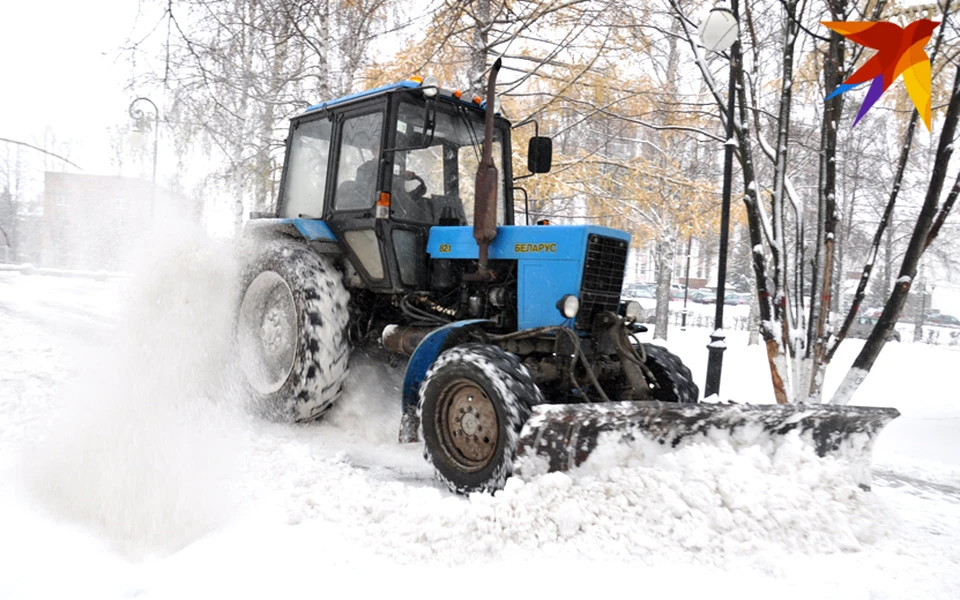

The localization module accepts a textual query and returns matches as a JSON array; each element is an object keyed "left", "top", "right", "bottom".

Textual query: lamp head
[{"left": 698, "top": 5, "right": 739, "bottom": 53}]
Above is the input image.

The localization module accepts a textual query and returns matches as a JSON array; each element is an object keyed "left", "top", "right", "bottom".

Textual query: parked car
[
  {"left": 724, "top": 292, "right": 750, "bottom": 306},
  {"left": 691, "top": 290, "right": 717, "bottom": 304},
  {"left": 849, "top": 316, "right": 901, "bottom": 342},
  {"left": 622, "top": 283, "right": 655, "bottom": 298},
  {"left": 620, "top": 287, "right": 656, "bottom": 323},
  {"left": 926, "top": 313, "right": 960, "bottom": 327}
]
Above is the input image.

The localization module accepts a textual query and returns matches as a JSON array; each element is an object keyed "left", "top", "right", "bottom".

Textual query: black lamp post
[
  {"left": 129, "top": 97, "right": 160, "bottom": 184},
  {"left": 698, "top": 1, "right": 739, "bottom": 398},
  {"left": 681, "top": 233, "right": 693, "bottom": 330},
  {"left": 129, "top": 97, "right": 160, "bottom": 218}
]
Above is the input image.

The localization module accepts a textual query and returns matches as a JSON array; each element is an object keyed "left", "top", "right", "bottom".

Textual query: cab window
[
  {"left": 334, "top": 112, "right": 384, "bottom": 211},
  {"left": 391, "top": 100, "right": 506, "bottom": 225},
  {"left": 280, "top": 117, "right": 332, "bottom": 219}
]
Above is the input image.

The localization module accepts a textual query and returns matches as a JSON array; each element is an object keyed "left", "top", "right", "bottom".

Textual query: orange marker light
[
  {"left": 409, "top": 76, "right": 423, "bottom": 83},
  {"left": 375, "top": 192, "right": 391, "bottom": 219},
  {"left": 453, "top": 90, "right": 463, "bottom": 99},
  {"left": 472, "top": 95, "right": 482, "bottom": 104}
]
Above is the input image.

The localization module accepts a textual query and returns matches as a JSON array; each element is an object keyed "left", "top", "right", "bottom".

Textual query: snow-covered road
[{"left": 1, "top": 237, "right": 958, "bottom": 599}]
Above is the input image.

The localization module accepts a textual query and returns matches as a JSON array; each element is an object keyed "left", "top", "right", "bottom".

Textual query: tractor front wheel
[
  {"left": 641, "top": 343, "right": 700, "bottom": 403},
  {"left": 418, "top": 344, "right": 541, "bottom": 494}
]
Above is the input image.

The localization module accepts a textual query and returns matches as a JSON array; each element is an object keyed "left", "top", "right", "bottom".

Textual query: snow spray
[
  {"left": 321, "top": 353, "right": 405, "bottom": 445},
  {"left": 21, "top": 220, "right": 251, "bottom": 557}
]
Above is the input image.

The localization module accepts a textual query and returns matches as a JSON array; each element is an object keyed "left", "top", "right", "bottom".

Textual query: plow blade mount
[{"left": 515, "top": 402, "right": 899, "bottom": 485}]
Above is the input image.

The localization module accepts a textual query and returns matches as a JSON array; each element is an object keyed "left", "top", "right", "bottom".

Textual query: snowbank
[{"left": 241, "top": 420, "right": 891, "bottom": 568}]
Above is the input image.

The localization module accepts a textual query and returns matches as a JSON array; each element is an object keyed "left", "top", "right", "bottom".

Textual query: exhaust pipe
[
  {"left": 382, "top": 324, "right": 434, "bottom": 356},
  {"left": 472, "top": 58, "right": 502, "bottom": 280}
]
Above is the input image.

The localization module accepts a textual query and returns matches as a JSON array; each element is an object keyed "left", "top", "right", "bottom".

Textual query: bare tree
[
  {"left": 127, "top": 0, "right": 393, "bottom": 216},
  {"left": 670, "top": 0, "right": 957, "bottom": 405}
]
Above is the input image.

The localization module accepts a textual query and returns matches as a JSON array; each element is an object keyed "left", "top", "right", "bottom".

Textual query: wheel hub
[
  {"left": 238, "top": 271, "right": 298, "bottom": 395},
  {"left": 460, "top": 412, "right": 480, "bottom": 436},
  {"left": 260, "top": 305, "right": 289, "bottom": 354},
  {"left": 438, "top": 379, "right": 499, "bottom": 470}
]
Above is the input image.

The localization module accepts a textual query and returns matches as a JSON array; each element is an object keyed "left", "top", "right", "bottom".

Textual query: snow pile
[
  {"left": 20, "top": 222, "right": 251, "bottom": 557},
  {"left": 254, "top": 425, "right": 891, "bottom": 566}
]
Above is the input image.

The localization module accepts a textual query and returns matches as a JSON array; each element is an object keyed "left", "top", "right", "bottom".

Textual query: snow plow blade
[{"left": 515, "top": 402, "right": 899, "bottom": 485}]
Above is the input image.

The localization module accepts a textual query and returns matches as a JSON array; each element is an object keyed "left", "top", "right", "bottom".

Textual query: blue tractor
[{"left": 238, "top": 61, "right": 897, "bottom": 493}]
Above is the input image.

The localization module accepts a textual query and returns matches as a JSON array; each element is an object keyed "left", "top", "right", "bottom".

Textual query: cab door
[
  {"left": 325, "top": 101, "right": 397, "bottom": 290},
  {"left": 328, "top": 95, "right": 430, "bottom": 293}
]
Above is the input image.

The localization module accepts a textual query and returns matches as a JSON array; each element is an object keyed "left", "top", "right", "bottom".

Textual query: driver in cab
[
  {"left": 354, "top": 141, "right": 429, "bottom": 220},
  {"left": 355, "top": 142, "right": 425, "bottom": 201}
]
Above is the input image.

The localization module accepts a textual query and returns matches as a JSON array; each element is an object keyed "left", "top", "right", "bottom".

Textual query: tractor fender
[
  {"left": 244, "top": 218, "right": 341, "bottom": 254},
  {"left": 401, "top": 319, "right": 491, "bottom": 416}
]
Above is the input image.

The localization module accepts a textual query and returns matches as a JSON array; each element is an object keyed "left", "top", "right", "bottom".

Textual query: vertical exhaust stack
[{"left": 473, "top": 58, "right": 502, "bottom": 279}]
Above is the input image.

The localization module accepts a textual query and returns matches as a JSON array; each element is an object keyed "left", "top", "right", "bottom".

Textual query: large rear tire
[
  {"left": 418, "top": 344, "right": 542, "bottom": 494},
  {"left": 237, "top": 241, "right": 350, "bottom": 421},
  {"left": 641, "top": 343, "right": 699, "bottom": 403}
]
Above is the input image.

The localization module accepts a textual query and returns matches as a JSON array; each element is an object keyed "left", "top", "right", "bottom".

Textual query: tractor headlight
[
  {"left": 624, "top": 300, "right": 642, "bottom": 322},
  {"left": 557, "top": 295, "right": 580, "bottom": 319}
]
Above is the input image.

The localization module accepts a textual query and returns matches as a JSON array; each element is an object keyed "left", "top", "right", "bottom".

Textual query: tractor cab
[{"left": 274, "top": 78, "right": 540, "bottom": 293}]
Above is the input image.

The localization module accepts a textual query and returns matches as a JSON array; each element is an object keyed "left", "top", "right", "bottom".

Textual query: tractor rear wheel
[
  {"left": 236, "top": 241, "right": 350, "bottom": 421},
  {"left": 418, "top": 344, "right": 542, "bottom": 494},
  {"left": 641, "top": 343, "right": 699, "bottom": 403}
]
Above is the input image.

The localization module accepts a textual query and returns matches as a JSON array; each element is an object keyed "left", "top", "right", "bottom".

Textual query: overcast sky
[{"left": 0, "top": 0, "right": 142, "bottom": 173}]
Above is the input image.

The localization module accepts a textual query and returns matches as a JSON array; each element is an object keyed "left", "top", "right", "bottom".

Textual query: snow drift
[{"left": 248, "top": 412, "right": 893, "bottom": 566}]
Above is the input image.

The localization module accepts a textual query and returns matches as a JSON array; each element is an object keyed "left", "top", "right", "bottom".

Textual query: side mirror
[{"left": 527, "top": 136, "right": 552, "bottom": 174}]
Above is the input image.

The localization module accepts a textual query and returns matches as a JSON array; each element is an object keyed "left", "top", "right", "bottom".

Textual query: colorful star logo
[{"left": 822, "top": 19, "right": 940, "bottom": 131}]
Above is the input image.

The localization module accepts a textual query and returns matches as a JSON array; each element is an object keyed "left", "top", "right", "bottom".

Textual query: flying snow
[{"left": 19, "top": 222, "right": 253, "bottom": 557}]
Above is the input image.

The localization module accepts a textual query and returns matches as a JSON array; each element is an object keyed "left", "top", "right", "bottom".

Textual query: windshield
[{"left": 390, "top": 100, "right": 507, "bottom": 225}]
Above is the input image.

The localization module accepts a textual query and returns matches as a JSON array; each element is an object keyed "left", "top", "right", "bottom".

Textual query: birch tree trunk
[
  {"left": 729, "top": 4, "right": 788, "bottom": 403},
  {"left": 654, "top": 236, "right": 673, "bottom": 341},
  {"left": 468, "top": 0, "right": 491, "bottom": 96},
  {"left": 231, "top": 0, "right": 255, "bottom": 233},
  {"left": 807, "top": 0, "right": 847, "bottom": 402}
]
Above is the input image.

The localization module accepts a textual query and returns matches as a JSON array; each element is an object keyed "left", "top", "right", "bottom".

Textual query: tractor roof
[{"left": 301, "top": 79, "right": 500, "bottom": 119}]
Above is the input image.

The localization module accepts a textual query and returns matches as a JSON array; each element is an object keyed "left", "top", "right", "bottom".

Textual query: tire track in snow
[{"left": 874, "top": 468, "right": 960, "bottom": 501}]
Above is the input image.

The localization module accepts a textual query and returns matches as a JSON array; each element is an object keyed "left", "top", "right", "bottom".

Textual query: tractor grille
[{"left": 576, "top": 234, "right": 628, "bottom": 330}]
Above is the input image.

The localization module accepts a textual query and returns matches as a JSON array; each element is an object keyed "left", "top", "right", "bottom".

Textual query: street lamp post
[
  {"left": 699, "top": 1, "right": 739, "bottom": 398},
  {"left": 129, "top": 97, "right": 160, "bottom": 184},
  {"left": 681, "top": 233, "right": 693, "bottom": 330},
  {"left": 129, "top": 97, "right": 160, "bottom": 217}
]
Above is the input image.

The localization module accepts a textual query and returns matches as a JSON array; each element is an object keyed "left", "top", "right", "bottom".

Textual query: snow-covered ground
[{"left": 1, "top": 232, "right": 958, "bottom": 599}]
